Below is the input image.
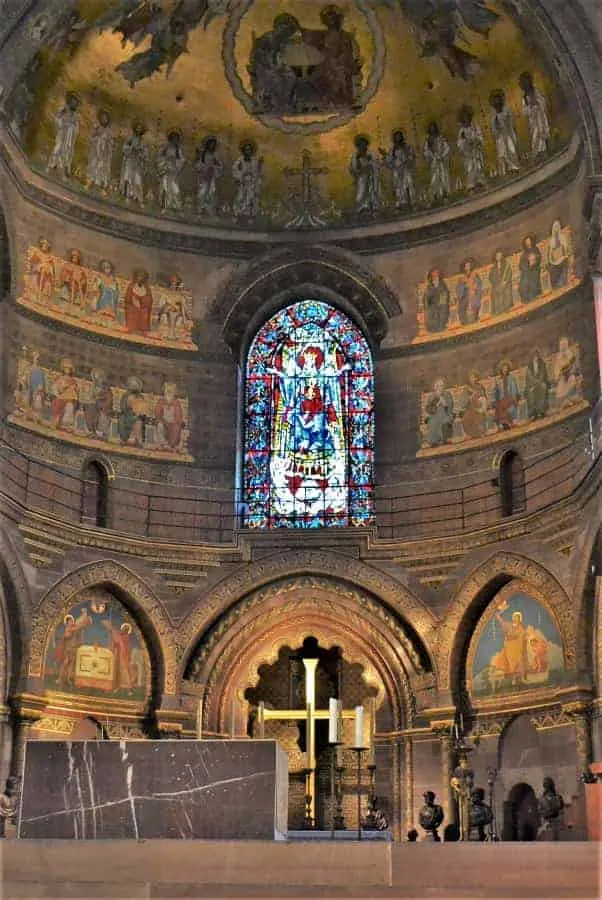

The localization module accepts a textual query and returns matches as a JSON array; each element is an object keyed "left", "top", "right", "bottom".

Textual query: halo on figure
[
  {"left": 60, "top": 357, "right": 74, "bottom": 372},
  {"left": 468, "top": 369, "right": 480, "bottom": 381},
  {"left": 512, "top": 611, "right": 523, "bottom": 623},
  {"left": 297, "top": 345, "right": 324, "bottom": 369},
  {"left": 489, "top": 88, "right": 505, "bottom": 108},
  {"left": 354, "top": 133, "right": 371, "bottom": 149},
  {"left": 63, "top": 614, "right": 75, "bottom": 626},
  {"left": 498, "top": 358, "right": 513, "bottom": 373},
  {"left": 391, "top": 128, "right": 405, "bottom": 142},
  {"left": 126, "top": 375, "right": 143, "bottom": 392},
  {"left": 67, "top": 248, "right": 82, "bottom": 263},
  {"left": 320, "top": 4, "right": 345, "bottom": 26},
  {"left": 65, "top": 91, "right": 81, "bottom": 108},
  {"left": 132, "top": 268, "right": 149, "bottom": 282},
  {"left": 239, "top": 138, "right": 257, "bottom": 154},
  {"left": 272, "top": 12, "right": 301, "bottom": 33},
  {"left": 121, "top": 622, "right": 132, "bottom": 634},
  {"left": 131, "top": 119, "right": 147, "bottom": 135},
  {"left": 98, "top": 259, "right": 115, "bottom": 274},
  {"left": 90, "top": 368, "right": 106, "bottom": 383},
  {"left": 97, "top": 107, "right": 111, "bottom": 124},
  {"left": 167, "top": 127, "right": 183, "bottom": 142},
  {"left": 457, "top": 103, "right": 474, "bottom": 124}
]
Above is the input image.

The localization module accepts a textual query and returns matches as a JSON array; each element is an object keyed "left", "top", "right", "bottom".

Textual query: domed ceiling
[{"left": 14, "top": 0, "right": 572, "bottom": 226}]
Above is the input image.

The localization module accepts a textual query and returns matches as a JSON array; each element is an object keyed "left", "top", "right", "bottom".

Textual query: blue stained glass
[{"left": 242, "top": 300, "right": 375, "bottom": 529}]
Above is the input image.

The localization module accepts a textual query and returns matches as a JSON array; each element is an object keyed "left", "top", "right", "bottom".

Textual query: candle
[
  {"left": 460, "top": 712, "right": 464, "bottom": 735},
  {"left": 328, "top": 698, "right": 340, "bottom": 744},
  {"left": 354, "top": 705, "right": 364, "bottom": 749},
  {"left": 196, "top": 699, "right": 203, "bottom": 740},
  {"left": 368, "top": 699, "right": 376, "bottom": 766}
]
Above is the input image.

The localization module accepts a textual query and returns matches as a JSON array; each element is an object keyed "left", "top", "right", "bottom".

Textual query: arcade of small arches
[{"left": 0, "top": 532, "right": 598, "bottom": 838}]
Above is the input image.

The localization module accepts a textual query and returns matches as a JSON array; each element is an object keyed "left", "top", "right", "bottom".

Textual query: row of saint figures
[{"left": 32, "top": 71, "right": 556, "bottom": 226}]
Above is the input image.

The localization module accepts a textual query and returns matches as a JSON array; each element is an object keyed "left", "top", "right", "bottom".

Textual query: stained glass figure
[{"left": 242, "top": 300, "right": 374, "bottom": 528}]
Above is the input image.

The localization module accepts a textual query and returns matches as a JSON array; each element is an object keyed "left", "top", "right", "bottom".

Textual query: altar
[{"left": 18, "top": 739, "right": 288, "bottom": 841}]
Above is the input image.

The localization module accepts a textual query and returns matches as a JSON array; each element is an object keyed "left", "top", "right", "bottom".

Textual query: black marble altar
[{"left": 18, "top": 740, "right": 288, "bottom": 840}]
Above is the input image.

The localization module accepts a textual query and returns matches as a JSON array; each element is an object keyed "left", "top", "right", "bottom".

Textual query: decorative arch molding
[
  {"left": 29, "top": 560, "right": 177, "bottom": 696},
  {"left": 177, "top": 549, "right": 438, "bottom": 680},
  {"left": 441, "top": 552, "right": 574, "bottom": 694},
  {"left": 570, "top": 512, "right": 602, "bottom": 669},
  {"left": 186, "top": 579, "right": 422, "bottom": 734},
  {"left": 0, "top": 525, "right": 32, "bottom": 698},
  {"left": 210, "top": 245, "right": 401, "bottom": 353}
]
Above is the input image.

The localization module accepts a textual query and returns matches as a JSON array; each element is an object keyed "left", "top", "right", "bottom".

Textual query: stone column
[
  {"left": 0, "top": 704, "right": 12, "bottom": 791},
  {"left": 432, "top": 721, "right": 455, "bottom": 827},
  {"left": 562, "top": 701, "right": 593, "bottom": 776},
  {"left": 10, "top": 713, "right": 37, "bottom": 779},
  {"left": 403, "top": 734, "right": 413, "bottom": 837}
]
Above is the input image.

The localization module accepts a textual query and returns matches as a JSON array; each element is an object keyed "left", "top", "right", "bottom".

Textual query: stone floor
[{"left": 1, "top": 840, "right": 599, "bottom": 899}]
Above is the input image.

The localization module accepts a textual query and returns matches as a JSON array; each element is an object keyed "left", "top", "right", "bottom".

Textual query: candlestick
[
  {"left": 196, "top": 699, "right": 203, "bottom": 740},
  {"left": 353, "top": 747, "right": 364, "bottom": 840},
  {"left": 354, "top": 705, "right": 364, "bottom": 749},
  {"left": 328, "top": 698, "right": 341, "bottom": 744}
]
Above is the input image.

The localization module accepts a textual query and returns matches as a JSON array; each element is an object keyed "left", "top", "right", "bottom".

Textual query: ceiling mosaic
[{"left": 11, "top": 0, "right": 573, "bottom": 228}]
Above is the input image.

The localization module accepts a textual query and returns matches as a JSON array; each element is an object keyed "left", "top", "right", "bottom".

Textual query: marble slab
[{"left": 18, "top": 740, "right": 288, "bottom": 840}]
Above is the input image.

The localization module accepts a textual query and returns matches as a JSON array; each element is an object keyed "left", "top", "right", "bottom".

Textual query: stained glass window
[{"left": 242, "top": 300, "right": 375, "bottom": 528}]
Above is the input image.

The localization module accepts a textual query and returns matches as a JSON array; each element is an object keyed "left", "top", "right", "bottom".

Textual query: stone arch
[
  {"left": 30, "top": 561, "right": 177, "bottom": 699},
  {"left": 441, "top": 552, "right": 574, "bottom": 696},
  {"left": 0, "top": 527, "right": 32, "bottom": 700},
  {"left": 210, "top": 245, "right": 401, "bottom": 354},
  {"left": 570, "top": 511, "right": 602, "bottom": 682},
  {"left": 177, "top": 549, "right": 438, "bottom": 684},
  {"left": 184, "top": 576, "right": 428, "bottom": 735}
]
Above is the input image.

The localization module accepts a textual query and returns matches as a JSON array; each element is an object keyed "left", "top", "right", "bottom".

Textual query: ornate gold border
[{"left": 28, "top": 561, "right": 178, "bottom": 695}]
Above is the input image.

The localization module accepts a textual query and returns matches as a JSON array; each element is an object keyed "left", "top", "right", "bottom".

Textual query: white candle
[
  {"left": 368, "top": 699, "right": 376, "bottom": 766},
  {"left": 196, "top": 699, "right": 203, "bottom": 740},
  {"left": 354, "top": 705, "right": 364, "bottom": 748},
  {"left": 328, "top": 698, "right": 339, "bottom": 744}
]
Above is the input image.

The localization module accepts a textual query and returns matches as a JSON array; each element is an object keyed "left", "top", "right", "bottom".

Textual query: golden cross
[{"left": 257, "top": 657, "right": 363, "bottom": 826}]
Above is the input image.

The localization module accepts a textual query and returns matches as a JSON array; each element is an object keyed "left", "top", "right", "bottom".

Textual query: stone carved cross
[
  {"left": 283, "top": 150, "right": 329, "bottom": 229},
  {"left": 257, "top": 657, "right": 359, "bottom": 826}
]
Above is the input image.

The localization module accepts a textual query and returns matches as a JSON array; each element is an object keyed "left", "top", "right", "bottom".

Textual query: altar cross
[
  {"left": 283, "top": 150, "right": 329, "bottom": 229},
  {"left": 257, "top": 657, "right": 366, "bottom": 825}
]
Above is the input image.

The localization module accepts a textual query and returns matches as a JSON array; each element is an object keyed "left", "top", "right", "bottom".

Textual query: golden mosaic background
[{"left": 25, "top": 0, "right": 572, "bottom": 211}]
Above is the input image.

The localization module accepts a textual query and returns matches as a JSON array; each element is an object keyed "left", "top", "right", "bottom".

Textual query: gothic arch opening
[{"left": 183, "top": 576, "right": 428, "bottom": 838}]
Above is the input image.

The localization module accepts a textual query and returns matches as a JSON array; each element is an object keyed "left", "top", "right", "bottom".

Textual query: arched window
[
  {"left": 242, "top": 300, "right": 374, "bottom": 528},
  {"left": 499, "top": 450, "right": 525, "bottom": 517},
  {"left": 81, "top": 460, "right": 109, "bottom": 528}
]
